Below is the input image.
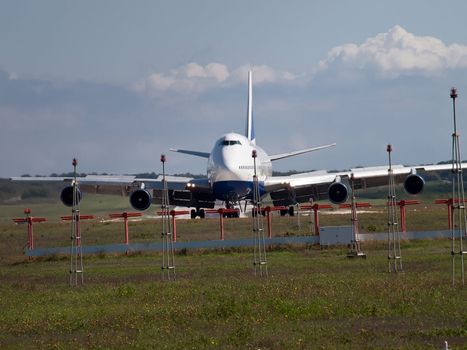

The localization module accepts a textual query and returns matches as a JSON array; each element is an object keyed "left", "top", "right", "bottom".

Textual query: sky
[{"left": 2, "top": 0, "right": 467, "bottom": 177}]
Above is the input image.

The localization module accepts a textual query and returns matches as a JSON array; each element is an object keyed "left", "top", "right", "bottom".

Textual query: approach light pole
[
  {"left": 449, "top": 87, "right": 466, "bottom": 286},
  {"left": 252, "top": 149, "right": 268, "bottom": 277}
]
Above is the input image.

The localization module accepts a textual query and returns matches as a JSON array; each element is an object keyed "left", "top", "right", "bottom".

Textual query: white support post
[
  {"left": 449, "top": 88, "right": 466, "bottom": 286},
  {"left": 69, "top": 158, "right": 84, "bottom": 286},
  {"left": 160, "top": 154, "right": 176, "bottom": 281},
  {"left": 252, "top": 150, "right": 268, "bottom": 277},
  {"left": 347, "top": 177, "right": 366, "bottom": 258},
  {"left": 386, "top": 145, "right": 403, "bottom": 273}
]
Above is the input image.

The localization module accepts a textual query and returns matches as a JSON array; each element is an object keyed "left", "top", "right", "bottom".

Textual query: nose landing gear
[{"left": 190, "top": 208, "right": 205, "bottom": 219}]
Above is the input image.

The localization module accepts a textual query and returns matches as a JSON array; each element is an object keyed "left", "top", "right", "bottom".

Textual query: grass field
[
  {"left": 0, "top": 240, "right": 466, "bottom": 349},
  {"left": 1, "top": 189, "right": 466, "bottom": 349}
]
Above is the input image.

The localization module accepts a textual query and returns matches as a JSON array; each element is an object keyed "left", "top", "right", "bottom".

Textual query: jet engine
[
  {"left": 328, "top": 182, "right": 349, "bottom": 204},
  {"left": 60, "top": 185, "right": 82, "bottom": 207},
  {"left": 130, "top": 189, "right": 152, "bottom": 211},
  {"left": 404, "top": 174, "right": 425, "bottom": 195}
]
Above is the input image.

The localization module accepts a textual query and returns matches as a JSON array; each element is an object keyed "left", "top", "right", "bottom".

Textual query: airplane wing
[
  {"left": 11, "top": 174, "right": 190, "bottom": 188},
  {"left": 11, "top": 162, "right": 461, "bottom": 209},
  {"left": 169, "top": 148, "right": 210, "bottom": 158},
  {"left": 264, "top": 163, "right": 460, "bottom": 206},
  {"left": 268, "top": 143, "right": 336, "bottom": 161},
  {"left": 11, "top": 174, "right": 217, "bottom": 209}
]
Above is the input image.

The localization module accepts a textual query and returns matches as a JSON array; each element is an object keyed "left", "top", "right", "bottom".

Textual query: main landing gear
[
  {"left": 251, "top": 205, "right": 295, "bottom": 217},
  {"left": 280, "top": 206, "right": 295, "bottom": 217},
  {"left": 223, "top": 201, "right": 240, "bottom": 218}
]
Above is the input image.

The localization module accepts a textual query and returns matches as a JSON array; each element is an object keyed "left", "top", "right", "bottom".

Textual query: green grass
[
  {"left": 0, "top": 241, "right": 466, "bottom": 349},
  {"left": 1, "top": 188, "right": 466, "bottom": 349}
]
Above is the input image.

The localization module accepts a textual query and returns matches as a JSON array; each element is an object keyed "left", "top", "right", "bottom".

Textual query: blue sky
[{"left": 2, "top": 1, "right": 467, "bottom": 176}]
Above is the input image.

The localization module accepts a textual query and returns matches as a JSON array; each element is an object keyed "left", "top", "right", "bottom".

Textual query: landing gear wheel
[
  {"left": 288, "top": 206, "right": 295, "bottom": 217},
  {"left": 199, "top": 209, "right": 205, "bottom": 219},
  {"left": 190, "top": 209, "right": 196, "bottom": 219}
]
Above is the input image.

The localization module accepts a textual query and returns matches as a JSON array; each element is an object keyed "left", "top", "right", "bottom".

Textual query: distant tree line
[
  {"left": 19, "top": 171, "right": 205, "bottom": 179},
  {"left": 14, "top": 159, "right": 464, "bottom": 180}
]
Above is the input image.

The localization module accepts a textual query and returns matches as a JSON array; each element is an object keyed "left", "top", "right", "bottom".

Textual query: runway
[{"left": 25, "top": 230, "right": 453, "bottom": 257}]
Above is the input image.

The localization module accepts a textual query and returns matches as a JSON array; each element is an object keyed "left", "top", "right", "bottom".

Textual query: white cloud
[
  {"left": 184, "top": 62, "right": 230, "bottom": 81},
  {"left": 230, "top": 64, "right": 297, "bottom": 84},
  {"left": 132, "top": 63, "right": 298, "bottom": 96},
  {"left": 133, "top": 27, "right": 467, "bottom": 97},
  {"left": 132, "top": 62, "right": 229, "bottom": 95},
  {"left": 318, "top": 25, "right": 467, "bottom": 78}
]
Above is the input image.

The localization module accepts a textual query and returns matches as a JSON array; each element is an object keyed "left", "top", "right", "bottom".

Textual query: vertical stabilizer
[{"left": 245, "top": 70, "right": 255, "bottom": 144}]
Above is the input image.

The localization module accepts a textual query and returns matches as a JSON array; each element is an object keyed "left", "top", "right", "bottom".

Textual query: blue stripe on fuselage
[{"left": 212, "top": 180, "right": 265, "bottom": 201}]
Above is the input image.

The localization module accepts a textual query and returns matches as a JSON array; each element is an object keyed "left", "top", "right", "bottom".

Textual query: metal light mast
[{"left": 449, "top": 87, "right": 465, "bottom": 286}]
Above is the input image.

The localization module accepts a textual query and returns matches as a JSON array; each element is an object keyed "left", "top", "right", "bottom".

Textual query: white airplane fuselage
[
  {"left": 207, "top": 132, "right": 271, "bottom": 202},
  {"left": 171, "top": 70, "right": 335, "bottom": 207}
]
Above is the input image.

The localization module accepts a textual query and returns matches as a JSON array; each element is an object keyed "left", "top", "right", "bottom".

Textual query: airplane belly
[{"left": 212, "top": 180, "right": 265, "bottom": 202}]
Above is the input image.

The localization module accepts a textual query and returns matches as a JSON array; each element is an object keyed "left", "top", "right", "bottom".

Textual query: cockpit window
[{"left": 220, "top": 140, "right": 242, "bottom": 146}]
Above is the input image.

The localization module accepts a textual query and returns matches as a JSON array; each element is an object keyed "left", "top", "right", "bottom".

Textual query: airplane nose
[{"left": 221, "top": 148, "right": 238, "bottom": 171}]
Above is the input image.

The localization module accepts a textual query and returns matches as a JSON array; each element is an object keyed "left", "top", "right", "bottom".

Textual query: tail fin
[{"left": 245, "top": 70, "right": 255, "bottom": 144}]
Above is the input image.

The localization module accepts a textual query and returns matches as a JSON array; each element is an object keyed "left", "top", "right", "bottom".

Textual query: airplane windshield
[{"left": 220, "top": 140, "right": 242, "bottom": 146}]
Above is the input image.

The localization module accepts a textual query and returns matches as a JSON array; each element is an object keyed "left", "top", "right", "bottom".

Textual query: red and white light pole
[
  {"left": 109, "top": 212, "right": 142, "bottom": 245},
  {"left": 13, "top": 208, "right": 46, "bottom": 251},
  {"left": 386, "top": 200, "right": 420, "bottom": 235},
  {"left": 300, "top": 203, "right": 333, "bottom": 235}
]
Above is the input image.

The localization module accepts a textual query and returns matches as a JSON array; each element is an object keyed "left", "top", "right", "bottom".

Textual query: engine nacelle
[
  {"left": 328, "top": 182, "right": 349, "bottom": 204},
  {"left": 60, "top": 186, "right": 82, "bottom": 207},
  {"left": 404, "top": 174, "right": 425, "bottom": 195},
  {"left": 130, "top": 189, "right": 152, "bottom": 211}
]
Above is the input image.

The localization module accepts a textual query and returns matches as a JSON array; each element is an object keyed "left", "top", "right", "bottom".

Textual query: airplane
[{"left": 10, "top": 71, "right": 462, "bottom": 219}]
